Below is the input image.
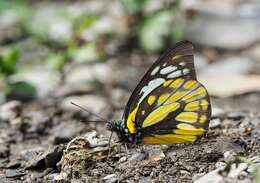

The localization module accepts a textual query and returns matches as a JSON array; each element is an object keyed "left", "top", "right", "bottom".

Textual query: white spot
[
  {"left": 151, "top": 66, "right": 160, "bottom": 76},
  {"left": 138, "top": 78, "right": 165, "bottom": 105},
  {"left": 179, "top": 62, "right": 186, "bottom": 66},
  {"left": 167, "top": 70, "right": 182, "bottom": 78},
  {"left": 160, "top": 66, "right": 178, "bottom": 75},
  {"left": 183, "top": 68, "right": 190, "bottom": 75},
  {"left": 163, "top": 63, "right": 167, "bottom": 66}
]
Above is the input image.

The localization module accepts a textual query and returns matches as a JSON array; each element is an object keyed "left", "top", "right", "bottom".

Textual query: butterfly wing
[
  {"left": 124, "top": 41, "right": 198, "bottom": 133},
  {"left": 138, "top": 78, "right": 211, "bottom": 144}
]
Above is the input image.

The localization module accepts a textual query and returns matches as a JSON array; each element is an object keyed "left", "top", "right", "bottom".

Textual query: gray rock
[
  {"left": 82, "top": 131, "right": 108, "bottom": 147},
  {"left": 54, "top": 82, "right": 97, "bottom": 98},
  {"left": 10, "top": 69, "right": 61, "bottom": 98},
  {"left": 26, "top": 111, "right": 51, "bottom": 134},
  {"left": 227, "top": 112, "right": 247, "bottom": 120},
  {"left": 209, "top": 118, "right": 221, "bottom": 129},
  {"left": 52, "top": 121, "right": 85, "bottom": 144},
  {"left": 201, "top": 56, "right": 253, "bottom": 76},
  {"left": 20, "top": 147, "right": 45, "bottom": 162},
  {"left": 103, "top": 174, "right": 118, "bottom": 183},
  {"left": 28, "top": 4, "right": 73, "bottom": 43},
  {"left": 0, "top": 143, "right": 9, "bottom": 158},
  {"left": 25, "top": 145, "right": 65, "bottom": 169},
  {"left": 148, "top": 149, "right": 165, "bottom": 161},
  {"left": 65, "top": 63, "right": 113, "bottom": 85},
  {"left": 243, "top": 43, "right": 260, "bottom": 62},
  {"left": 0, "top": 100, "right": 21, "bottom": 121},
  {"left": 5, "top": 169, "right": 26, "bottom": 178},
  {"left": 194, "top": 168, "right": 224, "bottom": 183},
  {"left": 129, "top": 152, "right": 146, "bottom": 161},
  {"left": 224, "top": 151, "right": 237, "bottom": 163},
  {"left": 182, "top": 1, "right": 260, "bottom": 49},
  {"left": 215, "top": 162, "right": 226, "bottom": 169},
  {"left": 61, "top": 95, "right": 108, "bottom": 119},
  {"left": 0, "top": 10, "right": 22, "bottom": 44}
]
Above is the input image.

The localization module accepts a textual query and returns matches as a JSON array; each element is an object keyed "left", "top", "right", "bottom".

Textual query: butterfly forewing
[{"left": 124, "top": 41, "right": 196, "bottom": 130}]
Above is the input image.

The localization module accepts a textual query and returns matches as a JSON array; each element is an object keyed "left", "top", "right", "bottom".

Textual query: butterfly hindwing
[
  {"left": 138, "top": 79, "right": 211, "bottom": 144},
  {"left": 124, "top": 41, "right": 196, "bottom": 131}
]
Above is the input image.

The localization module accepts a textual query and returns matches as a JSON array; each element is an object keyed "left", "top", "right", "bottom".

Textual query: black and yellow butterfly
[{"left": 107, "top": 41, "right": 211, "bottom": 144}]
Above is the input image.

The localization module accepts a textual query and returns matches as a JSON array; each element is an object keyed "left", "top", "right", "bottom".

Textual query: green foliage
[
  {"left": 120, "top": 0, "right": 182, "bottom": 52},
  {"left": 77, "top": 16, "right": 99, "bottom": 31},
  {"left": 0, "top": 48, "right": 20, "bottom": 76},
  {"left": 120, "top": 0, "right": 147, "bottom": 13},
  {"left": 47, "top": 52, "right": 68, "bottom": 71},
  {"left": 139, "top": 11, "right": 173, "bottom": 52},
  {"left": 69, "top": 43, "right": 101, "bottom": 63},
  {"left": 0, "top": 47, "right": 37, "bottom": 101},
  {"left": 5, "top": 81, "right": 36, "bottom": 101},
  {"left": 255, "top": 167, "right": 260, "bottom": 183}
]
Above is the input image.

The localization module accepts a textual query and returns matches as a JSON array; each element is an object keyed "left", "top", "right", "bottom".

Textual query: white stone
[{"left": 194, "top": 168, "right": 224, "bottom": 183}]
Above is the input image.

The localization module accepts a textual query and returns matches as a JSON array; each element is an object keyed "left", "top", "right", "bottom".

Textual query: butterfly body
[{"left": 107, "top": 41, "right": 211, "bottom": 145}]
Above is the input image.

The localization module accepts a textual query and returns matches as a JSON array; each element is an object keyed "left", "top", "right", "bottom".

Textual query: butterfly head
[{"left": 107, "top": 120, "right": 134, "bottom": 143}]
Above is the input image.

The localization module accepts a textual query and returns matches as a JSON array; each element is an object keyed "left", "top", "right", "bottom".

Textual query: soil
[{"left": 0, "top": 56, "right": 260, "bottom": 182}]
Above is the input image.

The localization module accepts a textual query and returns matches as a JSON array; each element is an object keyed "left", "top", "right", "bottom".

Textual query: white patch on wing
[
  {"left": 138, "top": 78, "right": 165, "bottom": 105},
  {"left": 167, "top": 70, "right": 182, "bottom": 78},
  {"left": 151, "top": 66, "right": 160, "bottom": 76},
  {"left": 183, "top": 68, "right": 190, "bottom": 75},
  {"left": 160, "top": 66, "right": 178, "bottom": 75}
]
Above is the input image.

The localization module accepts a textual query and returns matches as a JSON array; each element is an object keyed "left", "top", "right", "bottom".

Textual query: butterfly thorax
[{"left": 107, "top": 120, "right": 140, "bottom": 144}]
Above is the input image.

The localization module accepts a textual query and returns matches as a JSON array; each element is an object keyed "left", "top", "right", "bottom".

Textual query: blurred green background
[{"left": 1, "top": 0, "right": 260, "bottom": 102}]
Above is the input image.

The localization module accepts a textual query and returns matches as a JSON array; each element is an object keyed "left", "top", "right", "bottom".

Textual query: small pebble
[
  {"left": 0, "top": 100, "right": 21, "bottom": 121},
  {"left": 5, "top": 169, "right": 25, "bottom": 178},
  {"left": 103, "top": 174, "right": 118, "bottom": 183},
  {"left": 209, "top": 118, "right": 221, "bottom": 129},
  {"left": 129, "top": 152, "right": 146, "bottom": 161},
  {"left": 215, "top": 162, "right": 226, "bottom": 169},
  {"left": 148, "top": 149, "right": 165, "bottom": 161},
  {"left": 224, "top": 151, "right": 237, "bottom": 163}
]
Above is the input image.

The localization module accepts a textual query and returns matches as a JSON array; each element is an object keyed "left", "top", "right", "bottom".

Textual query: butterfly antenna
[{"left": 70, "top": 101, "right": 108, "bottom": 122}]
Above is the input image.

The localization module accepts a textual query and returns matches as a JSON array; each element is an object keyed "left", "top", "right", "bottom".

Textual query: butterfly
[{"left": 107, "top": 41, "right": 211, "bottom": 145}]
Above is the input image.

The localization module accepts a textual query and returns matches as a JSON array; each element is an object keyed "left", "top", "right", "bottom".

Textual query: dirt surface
[{"left": 0, "top": 56, "right": 260, "bottom": 182}]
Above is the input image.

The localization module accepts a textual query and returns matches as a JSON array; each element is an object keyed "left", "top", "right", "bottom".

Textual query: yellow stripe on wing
[
  {"left": 175, "top": 123, "right": 205, "bottom": 135},
  {"left": 126, "top": 107, "right": 138, "bottom": 133},
  {"left": 142, "top": 103, "right": 180, "bottom": 128},
  {"left": 142, "top": 134, "right": 197, "bottom": 144},
  {"left": 148, "top": 95, "right": 156, "bottom": 105},
  {"left": 183, "top": 87, "right": 207, "bottom": 103},
  {"left": 175, "top": 112, "right": 198, "bottom": 123}
]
